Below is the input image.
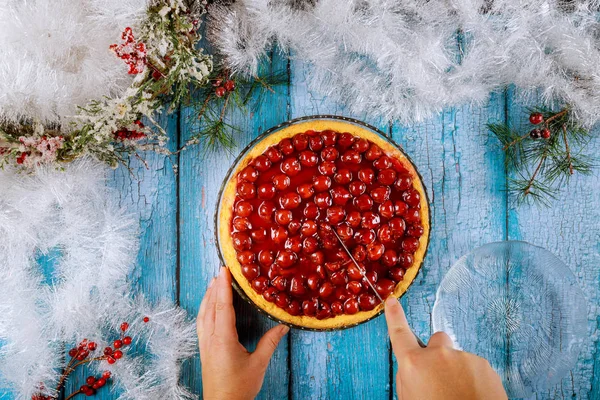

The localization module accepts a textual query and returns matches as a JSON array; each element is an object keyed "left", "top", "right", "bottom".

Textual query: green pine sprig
[{"left": 488, "top": 106, "right": 595, "bottom": 205}]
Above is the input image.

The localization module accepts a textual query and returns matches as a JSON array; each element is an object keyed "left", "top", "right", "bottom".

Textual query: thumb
[
  {"left": 385, "top": 297, "right": 419, "bottom": 360},
  {"left": 253, "top": 324, "right": 290, "bottom": 367}
]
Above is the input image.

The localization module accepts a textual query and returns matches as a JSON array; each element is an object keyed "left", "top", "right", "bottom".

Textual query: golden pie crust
[{"left": 217, "top": 119, "right": 430, "bottom": 330}]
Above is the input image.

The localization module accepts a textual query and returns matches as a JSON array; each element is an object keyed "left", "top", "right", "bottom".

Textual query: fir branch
[{"left": 489, "top": 106, "right": 596, "bottom": 205}]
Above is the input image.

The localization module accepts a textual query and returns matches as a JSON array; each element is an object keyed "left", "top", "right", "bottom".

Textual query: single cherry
[
  {"left": 321, "top": 130, "right": 338, "bottom": 146},
  {"left": 330, "top": 270, "right": 348, "bottom": 286},
  {"left": 253, "top": 155, "right": 272, "bottom": 172},
  {"left": 366, "top": 242, "right": 385, "bottom": 261},
  {"left": 379, "top": 200, "right": 395, "bottom": 219},
  {"left": 313, "top": 175, "right": 331, "bottom": 192},
  {"left": 281, "top": 157, "right": 301, "bottom": 176},
  {"left": 297, "top": 183, "right": 314, "bottom": 199},
  {"left": 377, "top": 224, "right": 393, "bottom": 243},
  {"left": 304, "top": 202, "right": 320, "bottom": 219},
  {"left": 346, "top": 211, "right": 361, "bottom": 228},
  {"left": 271, "top": 226, "right": 289, "bottom": 245},
  {"left": 309, "top": 135, "right": 324, "bottom": 151},
  {"left": 407, "top": 225, "right": 424, "bottom": 238},
  {"left": 321, "top": 146, "right": 339, "bottom": 162},
  {"left": 232, "top": 232, "right": 251, "bottom": 251},
  {"left": 263, "top": 287, "right": 278, "bottom": 302},
  {"left": 299, "top": 150, "right": 318, "bottom": 167},
  {"left": 402, "top": 189, "right": 421, "bottom": 207},
  {"left": 394, "top": 200, "right": 408, "bottom": 216},
  {"left": 404, "top": 208, "right": 421, "bottom": 224},
  {"left": 341, "top": 150, "right": 362, "bottom": 164},
  {"left": 330, "top": 186, "right": 352, "bottom": 206},
  {"left": 303, "top": 236, "right": 319, "bottom": 253},
  {"left": 352, "top": 138, "right": 370, "bottom": 153},
  {"left": 373, "top": 155, "right": 391, "bottom": 170},
  {"left": 235, "top": 201, "right": 253, "bottom": 217},
  {"left": 318, "top": 161, "right": 337, "bottom": 176},
  {"left": 264, "top": 146, "right": 283, "bottom": 162},
  {"left": 361, "top": 211, "right": 381, "bottom": 229},
  {"left": 375, "top": 279, "right": 395, "bottom": 298},
  {"left": 272, "top": 173, "right": 291, "bottom": 190},
  {"left": 352, "top": 244, "right": 366, "bottom": 262},
  {"left": 242, "top": 264, "right": 260, "bottom": 280},
  {"left": 293, "top": 134, "right": 309, "bottom": 151},
  {"left": 258, "top": 201, "right": 276, "bottom": 220},
  {"left": 398, "top": 252, "right": 414, "bottom": 268},
  {"left": 354, "top": 229, "right": 376, "bottom": 245},
  {"left": 287, "top": 300, "right": 302, "bottom": 316},
  {"left": 365, "top": 144, "right": 383, "bottom": 161},
  {"left": 378, "top": 169, "right": 397, "bottom": 185},
  {"left": 347, "top": 264, "right": 364, "bottom": 281},
  {"left": 316, "top": 302, "right": 332, "bottom": 320},
  {"left": 232, "top": 216, "right": 251, "bottom": 231},
  {"left": 239, "top": 166, "right": 258, "bottom": 182},
  {"left": 272, "top": 276, "right": 288, "bottom": 292},
  {"left": 382, "top": 249, "right": 398, "bottom": 267},
  {"left": 331, "top": 301, "right": 344, "bottom": 315},
  {"left": 237, "top": 181, "right": 256, "bottom": 200},
  {"left": 279, "top": 138, "right": 294, "bottom": 155},
  {"left": 389, "top": 267, "right": 405, "bottom": 282},
  {"left": 336, "top": 223, "right": 354, "bottom": 240},
  {"left": 402, "top": 237, "right": 420, "bottom": 253},
  {"left": 314, "top": 192, "right": 332, "bottom": 208},
  {"left": 347, "top": 280, "right": 362, "bottom": 294},
  {"left": 302, "top": 298, "right": 318, "bottom": 316},
  {"left": 344, "top": 298, "right": 360, "bottom": 314},
  {"left": 371, "top": 186, "right": 391, "bottom": 203},
  {"left": 289, "top": 276, "right": 306, "bottom": 296},
  {"left": 279, "top": 192, "right": 302, "bottom": 209},
  {"left": 237, "top": 250, "right": 255, "bottom": 264},
  {"left": 257, "top": 183, "right": 276, "bottom": 200},
  {"left": 251, "top": 228, "right": 268, "bottom": 242},
  {"left": 277, "top": 250, "right": 298, "bottom": 268},
  {"left": 306, "top": 274, "right": 321, "bottom": 291},
  {"left": 310, "top": 251, "right": 325, "bottom": 265},
  {"left": 319, "top": 282, "right": 334, "bottom": 299},
  {"left": 258, "top": 250, "right": 274, "bottom": 266},
  {"left": 395, "top": 174, "right": 412, "bottom": 191},
  {"left": 358, "top": 168, "right": 375, "bottom": 184},
  {"left": 389, "top": 218, "right": 406, "bottom": 238},
  {"left": 349, "top": 181, "right": 367, "bottom": 196},
  {"left": 334, "top": 169, "right": 353, "bottom": 184},
  {"left": 275, "top": 210, "right": 293, "bottom": 225},
  {"left": 358, "top": 293, "right": 377, "bottom": 311},
  {"left": 326, "top": 206, "right": 345, "bottom": 225},
  {"left": 354, "top": 194, "right": 373, "bottom": 211}
]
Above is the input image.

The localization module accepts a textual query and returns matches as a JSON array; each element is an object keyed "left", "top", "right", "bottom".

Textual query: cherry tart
[{"left": 218, "top": 118, "right": 430, "bottom": 330}]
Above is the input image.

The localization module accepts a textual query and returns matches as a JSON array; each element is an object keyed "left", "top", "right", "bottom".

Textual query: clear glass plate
[{"left": 432, "top": 241, "right": 587, "bottom": 398}]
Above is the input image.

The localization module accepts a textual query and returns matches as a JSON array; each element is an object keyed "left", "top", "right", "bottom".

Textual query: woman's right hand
[{"left": 384, "top": 297, "right": 508, "bottom": 400}]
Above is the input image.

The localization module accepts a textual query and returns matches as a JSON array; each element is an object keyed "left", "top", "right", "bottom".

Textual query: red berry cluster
[
  {"left": 78, "top": 371, "right": 111, "bottom": 397},
  {"left": 213, "top": 78, "right": 236, "bottom": 97},
  {"left": 529, "top": 112, "right": 551, "bottom": 139},
  {"left": 113, "top": 120, "right": 146, "bottom": 141},
  {"left": 109, "top": 27, "right": 147, "bottom": 75},
  {"left": 68, "top": 339, "right": 98, "bottom": 361},
  {"left": 102, "top": 322, "right": 133, "bottom": 365}
]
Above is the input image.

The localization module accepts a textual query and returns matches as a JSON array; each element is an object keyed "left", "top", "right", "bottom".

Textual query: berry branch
[
  {"left": 488, "top": 107, "right": 595, "bottom": 205},
  {"left": 32, "top": 318, "right": 150, "bottom": 400}
]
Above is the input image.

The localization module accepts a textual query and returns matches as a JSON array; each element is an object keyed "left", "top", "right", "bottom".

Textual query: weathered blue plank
[
  {"left": 178, "top": 50, "right": 291, "bottom": 399},
  {"left": 505, "top": 88, "right": 600, "bottom": 400},
  {"left": 288, "top": 59, "right": 392, "bottom": 400},
  {"left": 390, "top": 92, "right": 508, "bottom": 397}
]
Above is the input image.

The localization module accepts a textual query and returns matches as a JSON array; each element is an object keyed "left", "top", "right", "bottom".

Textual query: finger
[
  {"left": 214, "top": 267, "right": 238, "bottom": 340},
  {"left": 196, "top": 278, "right": 216, "bottom": 340},
  {"left": 253, "top": 324, "right": 290, "bottom": 367},
  {"left": 427, "top": 331, "right": 454, "bottom": 348},
  {"left": 384, "top": 297, "right": 419, "bottom": 359},
  {"left": 202, "top": 274, "right": 219, "bottom": 340}
]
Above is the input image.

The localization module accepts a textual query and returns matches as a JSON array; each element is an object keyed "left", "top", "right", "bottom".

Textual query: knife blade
[
  {"left": 330, "top": 226, "right": 427, "bottom": 348},
  {"left": 330, "top": 227, "right": 384, "bottom": 304}
]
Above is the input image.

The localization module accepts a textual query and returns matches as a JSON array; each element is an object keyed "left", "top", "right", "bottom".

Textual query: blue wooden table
[{"left": 103, "top": 53, "right": 600, "bottom": 399}]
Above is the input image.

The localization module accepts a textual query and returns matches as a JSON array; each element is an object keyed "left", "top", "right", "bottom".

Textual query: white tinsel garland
[
  {"left": 0, "top": 160, "right": 196, "bottom": 400},
  {"left": 0, "top": 0, "right": 148, "bottom": 125},
  {"left": 208, "top": 0, "right": 600, "bottom": 126}
]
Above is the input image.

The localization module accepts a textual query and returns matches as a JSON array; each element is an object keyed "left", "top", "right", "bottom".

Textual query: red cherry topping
[{"left": 230, "top": 129, "right": 426, "bottom": 319}]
